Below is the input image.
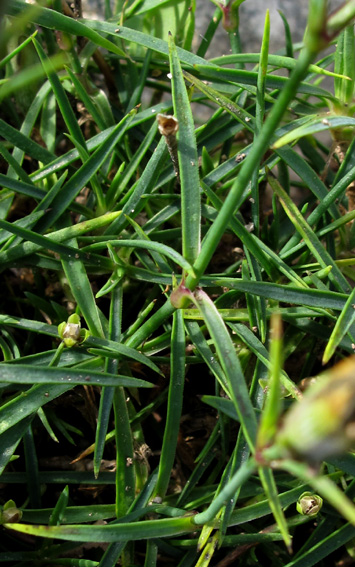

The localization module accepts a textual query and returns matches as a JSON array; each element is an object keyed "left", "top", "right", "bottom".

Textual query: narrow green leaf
[
  {"left": 323, "top": 286, "right": 355, "bottom": 363},
  {"left": 185, "top": 320, "right": 226, "bottom": 389},
  {"left": 278, "top": 11, "right": 294, "bottom": 58},
  {"left": 193, "top": 458, "right": 256, "bottom": 525},
  {"left": 268, "top": 173, "right": 350, "bottom": 293},
  {"left": 0, "top": 142, "right": 35, "bottom": 185},
  {"left": 340, "top": 26, "right": 355, "bottom": 104},
  {"left": 187, "top": 45, "right": 318, "bottom": 289},
  {"left": 334, "top": 28, "right": 345, "bottom": 100},
  {"left": 0, "top": 118, "right": 54, "bottom": 164},
  {"left": 283, "top": 523, "right": 355, "bottom": 567},
  {"left": 256, "top": 10, "right": 270, "bottom": 133},
  {"left": 168, "top": 33, "right": 200, "bottom": 265},
  {"left": 36, "top": 108, "right": 137, "bottom": 230},
  {"left": 49, "top": 486, "right": 69, "bottom": 526},
  {"left": 60, "top": 236, "right": 103, "bottom": 338},
  {"left": 6, "top": 515, "right": 197, "bottom": 542},
  {"left": 113, "top": 387, "right": 136, "bottom": 516},
  {"left": 93, "top": 286, "right": 120, "bottom": 479},
  {"left": 0, "top": 364, "right": 153, "bottom": 388},
  {"left": 209, "top": 53, "right": 348, "bottom": 80},
  {"left": 0, "top": 211, "right": 121, "bottom": 270},
  {"left": 257, "top": 312, "right": 283, "bottom": 449},
  {"left": 23, "top": 425, "right": 41, "bottom": 508},
  {"left": 191, "top": 289, "right": 257, "bottom": 450},
  {"left": 0, "top": 211, "right": 44, "bottom": 245},
  {"left": 0, "top": 53, "right": 66, "bottom": 103},
  {"left": 33, "top": 37, "right": 87, "bottom": 148},
  {"left": 192, "top": 63, "right": 335, "bottom": 98},
  {"left": 258, "top": 466, "right": 291, "bottom": 550},
  {"left": 0, "top": 416, "right": 34, "bottom": 474},
  {"left": 65, "top": 66, "right": 107, "bottom": 131},
  {"left": 184, "top": 306, "right": 321, "bottom": 321},
  {"left": 0, "top": 217, "right": 112, "bottom": 271},
  {"left": 85, "top": 239, "right": 196, "bottom": 278},
  {"left": 106, "top": 138, "right": 168, "bottom": 236},
  {"left": 201, "top": 396, "right": 239, "bottom": 421},
  {"left": 87, "top": 345, "right": 162, "bottom": 376},
  {"left": 273, "top": 116, "right": 355, "bottom": 149},
  {"left": 144, "top": 540, "right": 158, "bottom": 567},
  {"left": 94, "top": 393, "right": 115, "bottom": 478},
  {"left": 211, "top": 279, "right": 347, "bottom": 311},
  {"left": 0, "top": 31, "right": 37, "bottom": 68},
  {"left": 183, "top": 71, "right": 256, "bottom": 131},
  {"left": 79, "top": 19, "right": 210, "bottom": 67},
  {"left": 6, "top": 1, "right": 127, "bottom": 57},
  {"left": 0, "top": 384, "right": 72, "bottom": 435},
  {"left": 154, "top": 310, "right": 185, "bottom": 498},
  {"left": 229, "top": 321, "right": 301, "bottom": 400}
]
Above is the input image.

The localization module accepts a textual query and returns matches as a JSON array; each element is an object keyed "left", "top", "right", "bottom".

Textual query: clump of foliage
[{"left": 2, "top": 0, "right": 355, "bottom": 565}]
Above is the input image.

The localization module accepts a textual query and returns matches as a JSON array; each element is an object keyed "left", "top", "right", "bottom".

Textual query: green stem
[
  {"left": 125, "top": 300, "right": 175, "bottom": 349},
  {"left": 48, "top": 340, "right": 65, "bottom": 367},
  {"left": 193, "top": 457, "right": 256, "bottom": 525}
]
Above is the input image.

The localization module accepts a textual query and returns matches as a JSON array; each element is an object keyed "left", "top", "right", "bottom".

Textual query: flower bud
[
  {"left": 0, "top": 500, "right": 22, "bottom": 524},
  {"left": 58, "top": 314, "right": 86, "bottom": 348},
  {"left": 296, "top": 492, "right": 323, "bottom": 516},
  {"left": 276, "top": 356, "right": 355, "bottom": 462},
  {"left": 170, "top": 282, "right": 193, "bottom": 309}
]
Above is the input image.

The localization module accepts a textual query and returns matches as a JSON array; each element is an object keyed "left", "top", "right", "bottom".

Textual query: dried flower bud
[
  {"left": 157, "top": 113, "right": 179, "bottom": 137},
  {"left": 276, "top": 356, "right": 355, "bottom": 462},
  {"left": 296, "top": 492, "right": 323, "bottom": 516},
  {"left": 157, "top": 114, "right": 180, "bottom": 179}
]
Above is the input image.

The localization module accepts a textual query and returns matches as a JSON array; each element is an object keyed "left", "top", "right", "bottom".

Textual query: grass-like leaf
[
  {"left": 273, "top": 116, "right": 355, "bottom": 149},
  {"left": 7, "top": 0, "right": 127, "bottom": 57},
  {"left": 323, "top": 285, "right": 355, "bottom": 363},
  {"left": 168, "top": 33, "right": 201, "bottom": 265},
  {"left": 2, "top": 1, "right": 355, "bottom": 563},
  {"left": 6, "top": 516, "right": 197, "bottom": 542},
  {"left": 154, "top": 310, "right": 185, "bottom": 498},
  {"left": 191, "top": 289, "right": 257, "bottom": 450},
  {"left": 0, "top": 364, "right": 153, "bottom": 388},
  {"left": 268, "top": 172, "right": 350, "bottom": 293}
]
